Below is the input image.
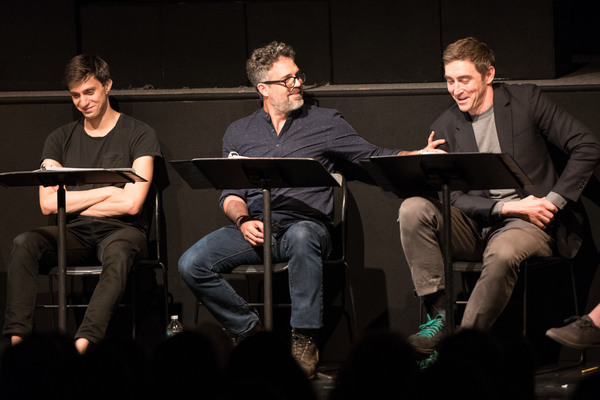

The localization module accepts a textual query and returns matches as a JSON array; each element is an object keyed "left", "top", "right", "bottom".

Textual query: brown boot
[{"left": 291, "top": 328, "right": 319, "bottom": 379}]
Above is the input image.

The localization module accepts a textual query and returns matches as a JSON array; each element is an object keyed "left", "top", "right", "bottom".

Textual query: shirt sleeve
[
  {"left": 41, "top": 122, "right": 78, "bottom": 164},
  {"left": 327, "top": 112, "right": 401, "bottom": 163},
  {"left": 219, "top": 123, "right": 248, "bottom": 210},
  {"left": 531, "top": 85, "right": 600, "bottom": 202},
  {"left": 129, "top": 119, "right": 162, "bottom": 161},
  {"left": 546, "top": 191, "right": 568, "bottom": 210}
]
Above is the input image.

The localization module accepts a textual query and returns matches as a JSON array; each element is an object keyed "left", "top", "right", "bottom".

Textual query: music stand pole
[
  {"left": 57, "top": 184, "right": 67, "bottom": 333},
  {"left": 262, "top": 187, "right": 273, "bottom": 331},
  {"left": 442, "top": 182, "right": 454, "bottom": 331}
]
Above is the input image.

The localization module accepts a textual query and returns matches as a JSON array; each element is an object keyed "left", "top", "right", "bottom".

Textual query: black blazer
[{"left": 431, "top": 83, "right": 600, "bottom": 258}]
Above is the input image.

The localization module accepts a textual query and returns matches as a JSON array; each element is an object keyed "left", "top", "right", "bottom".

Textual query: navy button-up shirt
[{"left": 219, "top": 105, "right": 400, "bottom": 234}]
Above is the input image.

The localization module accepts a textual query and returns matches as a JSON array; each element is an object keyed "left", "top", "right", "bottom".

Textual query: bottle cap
[{"left": 171, "top": 315, "right": 178, "bottom": 319}]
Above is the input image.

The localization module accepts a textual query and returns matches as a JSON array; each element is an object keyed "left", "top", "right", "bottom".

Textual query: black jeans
[{"left": 3, "top": 217, "right": 146, "bottom": 343}]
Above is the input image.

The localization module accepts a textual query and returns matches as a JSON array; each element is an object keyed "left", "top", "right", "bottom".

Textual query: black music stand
[
  {"left": 170, "top": 157, "right": 340, "bottom": 331},
  {"left": 0, "top": 167, "right": 146, "bottom": 334},
  {"left": 360, "top": 153, "right": 532, "bottom": 331}
]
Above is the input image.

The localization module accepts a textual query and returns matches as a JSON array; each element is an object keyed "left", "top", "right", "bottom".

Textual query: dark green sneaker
[
  {"left": 407, "top": 314, "right": 448, "bottom": 354},
  {"left": 418, "top": 351, "right": 439, "bottom": 369}
]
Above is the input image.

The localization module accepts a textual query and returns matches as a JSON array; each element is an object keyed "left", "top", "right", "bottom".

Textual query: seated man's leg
[
  {"left": 398, "top": 197, "right": 484, "bottom": 353},
  {"left": 3, "top": 225, "right": 93, "bottom": 340},
  {"left": 178, "top": 225, "right": 264, "bottom": 337},
  {"left": 277, "top": 220, "right": 331, "bottom": 330},
  {"left": 74, "top": 223, "right": 146, "bottom": 346},
  {"left": 461, "top": 218, "right": 553, "bottom": 331},
  {"left": 274, "top": 220, "right": 331, "bottom": 379}
]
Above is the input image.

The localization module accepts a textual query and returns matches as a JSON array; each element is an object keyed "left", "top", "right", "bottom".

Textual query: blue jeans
[{"left": 179, "top": 221, "right": 331, "bottom": 336}]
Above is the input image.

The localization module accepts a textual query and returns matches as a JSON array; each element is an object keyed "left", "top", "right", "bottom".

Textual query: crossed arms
[{"left": 38, "top": 155, "right": 154, "bottom": 217}]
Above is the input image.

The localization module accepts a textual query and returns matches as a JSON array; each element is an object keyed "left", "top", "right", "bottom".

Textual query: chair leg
[
  {"left": 419, "top": 296, "right": 424, "bottom": 325},
  {"left": 131, "top": 271, "right": 137, "bottom": 340},
  {"left": 346, "top": 267, "right": 358, "bottom": 342},
  {"left": 161, "top": 265, "right": 170, "bottom": 326},
  {"left": 523, "top": 260, "right": 528, "bottom": 337},
  {"left": 49, "top": 275, "right": 56, "bottom": 331},
  {"left": 568, "top": 262, "right": 587, "bottom": 365}
]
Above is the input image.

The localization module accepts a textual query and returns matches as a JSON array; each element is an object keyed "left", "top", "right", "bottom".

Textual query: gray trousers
[{"left": 399, "top": 196, "right": 553, "bottom": 331}]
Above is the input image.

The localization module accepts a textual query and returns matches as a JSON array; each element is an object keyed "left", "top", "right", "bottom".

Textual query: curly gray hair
[{"left": 246, "top": 41, "right": 296, "bottom": 88}]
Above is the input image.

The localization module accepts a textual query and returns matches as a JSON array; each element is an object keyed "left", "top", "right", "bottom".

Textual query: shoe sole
[
  {"left": 546, "top": 330, "right": 600, "bottom": 350},
  {"left": 414, "top": 347, "right": 437, "bottom": 355}
]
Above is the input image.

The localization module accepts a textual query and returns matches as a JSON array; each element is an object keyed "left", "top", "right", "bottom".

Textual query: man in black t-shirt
[{"left": 2, "top": 55, "right": 161, "bottom": 354}]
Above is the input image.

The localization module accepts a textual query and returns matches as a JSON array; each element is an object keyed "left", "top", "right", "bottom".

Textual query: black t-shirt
[{"left": 42, "top": 113, "right": 161, "bottom": 232}]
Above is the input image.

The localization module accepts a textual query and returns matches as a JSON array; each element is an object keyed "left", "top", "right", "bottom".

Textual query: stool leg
[
  {"left": 568, "top": 262, "right": 587, "bottom": 365},
  {"left": 523, "top": 261, "right": 528, "bottom": 337}
]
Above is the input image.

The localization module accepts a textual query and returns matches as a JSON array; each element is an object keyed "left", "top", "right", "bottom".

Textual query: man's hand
[
  {"left": 239, "top": 219, "right": 265, "bottom": 246},
  {"left": 501, "top": 195, "right": 558, "bottom": 229},
  {"left": 223, "top": 195, "right": 266, "bottom": 246},
  {"left": 398, "top": 131, "right": 446, "bottom": 155},
  {"left": 421, "top": 131, "right": 446, "bottom": 154}
]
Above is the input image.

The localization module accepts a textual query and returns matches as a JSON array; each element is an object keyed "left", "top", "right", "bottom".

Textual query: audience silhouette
[
  {"left": 0, "top": 323, "right": 594, "bottom": 399},
  {"left": 330, "top": 329, "right": 418, "bottom": 400}
]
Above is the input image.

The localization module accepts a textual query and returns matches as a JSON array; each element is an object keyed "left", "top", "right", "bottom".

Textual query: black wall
[{"left": 2, "top": 0, "right": 600, "bottom": 91}]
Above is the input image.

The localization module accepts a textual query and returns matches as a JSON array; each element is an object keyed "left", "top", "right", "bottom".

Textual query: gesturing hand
[{"left": 421, "top": 131, "right": 446, "bottom": 154}]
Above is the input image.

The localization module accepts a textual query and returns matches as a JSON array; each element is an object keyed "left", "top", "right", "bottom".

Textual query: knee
[
  {"left": 13, "top": 232, "right": 33, "bottom": 249},
  {"left": 12, "top": 231, "right": 45, "bottom": 254},
  {"left": 285, "top": 221, "right": 327, "bottom": 252},
  {"left": 102, "top": 240, "right": 139, "bottom": 263},
  {"left": 483, "top": 247, "right": 522, "bottom": 278},
  {"left": 178, "top": 247, "right": 210, "bottom": 281},
  {"left": 178, "top": 251, "right": 195, "bottom": 280},
  {"left": 399, "top": 197, "right": 435, "bottom": 229}
]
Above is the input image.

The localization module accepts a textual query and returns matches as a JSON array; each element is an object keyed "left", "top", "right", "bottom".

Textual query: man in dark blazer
[{"left": 399, "top": 37, "right": 600, "bottom": 356}]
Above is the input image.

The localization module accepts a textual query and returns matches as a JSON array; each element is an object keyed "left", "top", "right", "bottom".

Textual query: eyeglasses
[{"left": 261, "top": 72, "right": 306, "bottom": 88}]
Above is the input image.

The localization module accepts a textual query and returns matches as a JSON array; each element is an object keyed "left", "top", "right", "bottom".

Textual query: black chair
[
  {"left": 452, "top": 258, "right": 578, "bottom": 335},
  {"left": 36, "top": 183, "right": 170, "bottom": 338},
  {"left": 194, "top": 172, "right": 357, "bottom": 340},
  {"left": 451, "top": 257, "right": 586, "bottom": 367}
]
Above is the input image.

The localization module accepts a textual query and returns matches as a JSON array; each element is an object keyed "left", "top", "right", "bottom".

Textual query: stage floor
[{"left": 311, "top": 360, "right": 600, "bottom": 400}]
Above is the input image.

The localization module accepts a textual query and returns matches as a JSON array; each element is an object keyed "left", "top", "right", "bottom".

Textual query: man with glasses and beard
[{"left": 178, "top": 41, "right": 444, "bottom": 379}]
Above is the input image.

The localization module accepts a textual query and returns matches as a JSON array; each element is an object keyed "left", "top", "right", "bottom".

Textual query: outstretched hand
[{"left": 421, "top": 131, "right": 446, "bottom": 154}]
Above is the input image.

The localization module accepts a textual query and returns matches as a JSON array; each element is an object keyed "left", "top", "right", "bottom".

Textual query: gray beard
[{"left": 272, "top": 96, "right": 304, "bottom": 115}]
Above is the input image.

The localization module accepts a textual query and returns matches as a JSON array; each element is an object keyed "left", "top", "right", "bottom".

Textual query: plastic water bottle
[{"left": 166, "top": 315, "right": 183, "bottom": 338}]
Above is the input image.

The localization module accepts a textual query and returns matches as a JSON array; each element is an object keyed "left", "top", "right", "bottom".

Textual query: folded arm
[{"left": 39, "top": 156, "right": 154, "bottom": 217}]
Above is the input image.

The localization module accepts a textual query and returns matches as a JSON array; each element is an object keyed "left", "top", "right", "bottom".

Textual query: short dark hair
[
  {"left": 443, "top": 37, "right": 495, "bottom": 77},
  {"left": 246, "top": 41, "right": 296, "bottom": 88},
  {"left": 63, "top": 54, "right": 111, "bottom": 87}
]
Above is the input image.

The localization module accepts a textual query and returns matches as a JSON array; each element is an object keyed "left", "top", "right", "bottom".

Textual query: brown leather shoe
[{"left": 291, "top": 329, "right": 319, "bottom": 379}]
